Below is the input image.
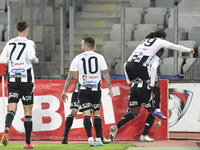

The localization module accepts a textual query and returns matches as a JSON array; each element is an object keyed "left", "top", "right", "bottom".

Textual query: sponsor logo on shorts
[
  {"left": 93, "top": 104, "right": 100, "bottom": 109},
  {"left": 143, "top": 103, "right": 151, "bottom": 108},
  {"left": 22, "top": 96, "right": 32, "bottom": 101},
  {"left": 9, "top": 92, "right": 19, "bottom": 99},
  {"left": 71, "top": 102, "right": 79, "bottom": 107},
  {"left": 79, "top": 102, "right": 91, "bottom": 109},
  {"left": 129, "top": 101, "right": 138, "bottom": 106}
]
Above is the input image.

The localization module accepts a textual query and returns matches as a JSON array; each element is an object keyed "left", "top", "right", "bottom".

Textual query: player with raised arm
[
  {"left": 0, "top": 21, "right": 39, "bottom": 149},
  {"left": 124, "top": 30, "right": 194, "bottom": 86},
  {"left": 109, "top": 48, "right": 166, "bottom": 142}
]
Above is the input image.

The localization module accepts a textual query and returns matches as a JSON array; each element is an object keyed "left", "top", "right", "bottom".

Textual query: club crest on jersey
[
  {"left": 82, "top": 75, "right": 87, "bottom": 81},
  {"left": 11, "top": 61, "right": 14, "bottom": 67},
  {"left": 168, "top": 88, "right": 193, "bottom": 127}
]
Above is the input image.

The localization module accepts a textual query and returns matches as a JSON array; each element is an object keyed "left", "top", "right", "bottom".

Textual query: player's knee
[{"left": 70, "top": 109, "right": 78, "bottom": 117}]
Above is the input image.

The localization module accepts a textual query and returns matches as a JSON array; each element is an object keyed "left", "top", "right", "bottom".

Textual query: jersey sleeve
[
  {"left": 99, "top": 55, "right": 108, "bottom": 71},
  {"left": 163, "top": 40, "right": 191, "bottom": 52},
  {"left": 0, "top": 42, "right": 9, "bottom": 64},
  {"left": 27, "top": 41, "right": 37, "bottom": 63},
  {"left": 69, "top": 58, "right": 77, "bottom": 71}
]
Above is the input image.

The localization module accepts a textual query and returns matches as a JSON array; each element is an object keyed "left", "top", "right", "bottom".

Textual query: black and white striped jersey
[
  {"left": 0, "top": 36, "right": 37, "bottom": 83},
  {"left": 127, "top": 37, "right": 191, "bottom": 67},
  {"left": 70, "top": 51, "right": 108, "bottom": 86}
]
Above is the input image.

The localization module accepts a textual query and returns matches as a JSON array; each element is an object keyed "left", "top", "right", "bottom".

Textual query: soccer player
[
  {"left": 0, "top": 21, "right": 39, "bottom": 149},
  {"left": 125, "top": 48, "right": 167, "bottom": 120},
  {"left": 70, "top": 37, "right": 113, "bottom": 146},
  {"left": 124, "top": 30, "right": 194, "bottom": 85},
  {"left": 61, "top": 38, "right": 112, "bottom": 146},
  {"left": 109, "top": 78, "right": 155, "bottom": 142},
  {"left": 148, "top": 48, "right": 167, "bottom": 120},
  {"left": 109, "top": 48, "right": 167, "bottom": 142},
  {"left": 61, "top": 79, "right": 111, "bottom": 145}
]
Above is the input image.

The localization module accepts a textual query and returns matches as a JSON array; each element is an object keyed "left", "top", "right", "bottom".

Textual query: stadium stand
[
  {"left": 147, "top": 7, "right": 167, "bottom": 14},
  {"left": 115, "top": 59, "right": 123, "bottom": 75},
  {"left": 134, "top": 28, "right": 154, "bottom": 41},
  {"left": 178, "top": 40, "right": 196, "bottom": 57},
  {"left": 4, "top": 0, "right": 199, "bottom": 77},
  {"left": 182, "top": 58, "right": 196, "bottom": 74},
  {"left": 125, "top": 7, "right": 143, "bottom": 15},
  {"left": 125, "top": 11, "right": 142, "bottom": 30},
  {"left": 137, "top": 24, "right": 157, "bottom": 31},
  {"left": 155, "top": 0, "right": 174, "bottom": 9},
  {"left": 129, "top": 0, "right": 150, "bottom": 12},
  {"left": 188, "top": 26, "right": 200, "bottom": 50},
  {"left": 112, "top": 23, "right": 134, "bottom": 32},
  {"left": 144, "top": 11, "right": 165, "bottom": 29},
  {"left": 198, "top": 46, "right": 200, "bottom": 56},
  {"left": 99, "top": 46, "right": 121, "bottom": 74},
  {"left": 0, "top": 0, "right": 6, "bottom": 12},
  {"left": 110, "top": 29, "right": 132, "bottom": 41},
  {"left": 168, "top": 0, "right": 200, "bottom": 33},
  {"left": 164, "top": 28, "right": 185, "bottom": 42},
  {"left": 160, "top": 57, "right": 184, "bottom": 75},
  {"left": 102, "top": 41, "right": 121, "bottom": 48}
]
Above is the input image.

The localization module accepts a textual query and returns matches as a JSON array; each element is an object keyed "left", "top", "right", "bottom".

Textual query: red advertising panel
[{"left": 0, "top": 79, "right": 168, "bottom": 140}]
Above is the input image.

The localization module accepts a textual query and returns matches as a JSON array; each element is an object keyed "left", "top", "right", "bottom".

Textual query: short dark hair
[
  {"left": 17, "top": 21, "right": 28, "bottom": 32},
  {"left": 83, "top": 37, "right": 95, "bottom": 49},
  {"left": 154, "top": 30, "right": 166, "bottom": 38}
]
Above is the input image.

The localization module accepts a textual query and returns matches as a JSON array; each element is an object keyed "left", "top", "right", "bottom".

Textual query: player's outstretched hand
[
  {"left": 61, "top": 91, "right": 68, "bottom": 103},
  {"left": 189, "top": 49, "right": 195, "bottom": 53}
]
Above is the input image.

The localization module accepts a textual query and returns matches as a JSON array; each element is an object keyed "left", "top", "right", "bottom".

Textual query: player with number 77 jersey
[
  {"left": 0, "top": 29, "right": 39, "bottom": 83},
  {"left": 0, "top": 21, "right": 39, "bottom": 149},
  {"left": 124, "top": 30, "right": 195, "bottom": 87}
]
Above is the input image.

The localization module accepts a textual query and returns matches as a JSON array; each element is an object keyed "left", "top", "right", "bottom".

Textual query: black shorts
[
  {"left": 70, "top": 91, "right": 79, "bottom": 109},
  {"left": 128, "top": 82, "right": 154, "bottom": 109},
  {"left": 78, "top": 88, "right": 101, "bottom": 112},
  {"left": 125, "top": 61, "right": 149, "bottom": 81},
  {"left": 8, "top": 82, "right": 34, "bottom": 105}
]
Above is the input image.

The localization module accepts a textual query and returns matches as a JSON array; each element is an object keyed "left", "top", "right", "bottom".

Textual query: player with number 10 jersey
[{"left": 71, "top": 51, "right": 108, "bottom": 88}]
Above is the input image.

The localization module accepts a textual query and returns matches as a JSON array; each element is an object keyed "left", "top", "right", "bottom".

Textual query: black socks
[
  {"left": 83, "top": 116, "right": 92, "bottom": 138},
  {"left": 94, "top": 116, "right": 102, "bottom": 138},
  {"left": 24, "top": 115, "right": 32, "bottom": 144},
  {"left": 116, "top": 113, "right": 136, "bottom": 129},
  {"left": 142, "top": 113, "right": 155, "bottom": 135},
  {"left": 63, "top": 115, "right": 74, "bottom": 138},
  {"left": 5, "top": 110, "right": 15, "bottom": 128}
]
